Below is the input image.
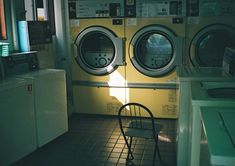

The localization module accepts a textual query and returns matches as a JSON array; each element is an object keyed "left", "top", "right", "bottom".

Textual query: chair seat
[
  {"left": 125, "top": 128, "right": 154, "bottom": 139},
  {"left": 124, "top": 120, "right": 162, "bottom": 139}
]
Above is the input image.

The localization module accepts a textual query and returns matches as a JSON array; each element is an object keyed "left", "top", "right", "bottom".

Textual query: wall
[
  {"left": 31, "top": 44, "right": 55, "bottom": 69},
  {"left": 5, "top": 0, "right": 73, "bottom": 116}
]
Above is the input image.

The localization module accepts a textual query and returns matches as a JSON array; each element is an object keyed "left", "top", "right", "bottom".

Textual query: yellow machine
[
  {"left": 124, "top": 16, "right": 185, "bottom": 118},
  {"left": 70, "top": 17, "right": 126, "bottom": 115},
  {"left": 69, "top": 0, "right": 187, "bottom": 118},
  {"left": 185, "top": 16, "right": 235, "bottom": 67}
]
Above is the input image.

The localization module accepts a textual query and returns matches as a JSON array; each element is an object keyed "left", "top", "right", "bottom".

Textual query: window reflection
[
  {"left": 81, "top": 32, "right": 115, "bottom": 68},
  {"left": 135, "top": 33, "right": 173, "bottom": 69}
]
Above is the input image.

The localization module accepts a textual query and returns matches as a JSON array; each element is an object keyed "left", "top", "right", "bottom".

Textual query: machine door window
[
  {"left": 136, "top": 33, "right": 173, "bottom": 69},
  {"left": 190, "top": 25, "right": 235, "bottom": 67},
  {"left": 75, "top": 26, "right": 124, "bottom": 75},
  {"left": 130, "top": 26, "right": 181, "bottom": 77},
  {"left": 81, "top": 32, "right": 115, "bottom": 68}
]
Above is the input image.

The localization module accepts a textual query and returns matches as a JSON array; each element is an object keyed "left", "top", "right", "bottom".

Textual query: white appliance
[
  {"left": 17, "top": 69, "right": 68, "bottom": 147},
  {"left": 1, "top": 52, "right": 68, "bottom": 148},
  {"left": 190, "top": 81, "right": 235, "bottom": 166},
  {"left": 200, "top": 107, "right": 235, "bottom": 166},
  {"left": 176, "top": 66, "right": 235, "bottom": 166},
  {"left": 0, "top": 78, "right": 37, "bottom": 166}
]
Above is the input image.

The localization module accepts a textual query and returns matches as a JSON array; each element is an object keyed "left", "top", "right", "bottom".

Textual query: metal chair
[{"left": 118, "top": 103, "right": 163, "bottom": 165}]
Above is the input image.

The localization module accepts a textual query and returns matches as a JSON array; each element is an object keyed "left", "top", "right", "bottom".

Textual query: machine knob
[{"left": 98, "top": 58, "right": 107, "bottom": 67}]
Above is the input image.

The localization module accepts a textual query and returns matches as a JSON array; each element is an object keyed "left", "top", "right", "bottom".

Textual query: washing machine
[
  {"left": 0, "top": 77, "right": 37, "bottom": 166},
  {"left": 200, "top": 107, "right": 235, "bottom": 166},
  {"left": 124, "top": 0, "right": 185, "bottom": 118},
  {"left": 176, "top": 65, "right": 235, "bottom": 166},
  {"left": 185, "top": 0, "right": 235, "bottom": 67},
  {"left": 190, "top": 81, "right": 235, "bottom": 166},
  {"left": 18, "top": 69, "right": 68, "bottom": 147},
  {"left": 69, "top": 0, "right": 126, "bottom": 115},
  {"left": 2, "top": 52, "right": 68, "bottom": 148}
]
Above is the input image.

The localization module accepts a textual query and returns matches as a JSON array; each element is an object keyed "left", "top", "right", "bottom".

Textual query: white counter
[
  {"left": 176, "top": 66, "right": 235, "bottom": 166},
  {"left": 200, "top": 107, "right": 235, "bottom": 166},
  {"left": 190, "top": 81, "right": 235, "bottom": 166}
]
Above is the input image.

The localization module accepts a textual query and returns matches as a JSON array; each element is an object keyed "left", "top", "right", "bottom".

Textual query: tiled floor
[{"left": 13, "top": 114, "right": 177, "bottom": 166}]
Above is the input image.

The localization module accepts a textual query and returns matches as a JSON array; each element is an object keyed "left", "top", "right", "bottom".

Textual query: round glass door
[
  {"left": 190, "top": 25, "right": 235, "bottom": 67},
  {"left": 130, "top": 26, "right": 179, "bottom": 77},
  {"left": 75, "top": 26, "right": 123, "bottom": 75},
  {"left": 135, "top": 33, "right": 173, "bottom": 69},
  {"left": 80, "top": 32, "right": 115, "bottom": 68}
]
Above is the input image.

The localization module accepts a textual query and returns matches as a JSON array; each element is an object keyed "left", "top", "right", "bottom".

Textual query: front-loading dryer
[
  {"left": 186, "top": 0, "right": 235, "bottom": 67},
  {"left": 73, "top": 23, "right": 124, "bottom": 76},
  {"left": 70, "top": 0, "right": 126, "bottom": 115},
  {"left": 124, "top": 0, "right": 185, "bottom": 118}
]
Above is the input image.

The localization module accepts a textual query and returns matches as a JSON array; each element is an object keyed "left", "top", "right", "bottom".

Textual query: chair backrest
[{"left": 118, "top": 103, "right": 158, "bottom": 140}]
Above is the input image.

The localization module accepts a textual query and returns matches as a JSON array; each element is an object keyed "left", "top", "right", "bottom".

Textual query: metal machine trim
[
  {"left": 190, "top": 24, "right": 235, "bottom": 67},
  {"left": 74, "top": 26, "right": 124, "bottom": 75},
  {"left": 129, "top": 25, "right": 182, "bottom": 77},
  {"left": 72, "top": 80, "right": 178, "bottom": 89}
]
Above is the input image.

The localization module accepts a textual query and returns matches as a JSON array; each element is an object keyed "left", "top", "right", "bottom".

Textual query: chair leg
[
  {"left": 153, "top": 144, "right": 157, "bottom": 166},
  {"left": 153, "top": 142, "right": 164, "bottom": 166},
  {"left": 125, "top": 136, "right": 134, "bottom": 160},
  {"left": 128, "top": 137, "right": 134, "bottom": 160}
]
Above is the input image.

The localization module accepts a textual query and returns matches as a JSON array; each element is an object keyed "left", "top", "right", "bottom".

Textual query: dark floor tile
[
  {"left": 109, "top": 152, "right": 121, "bottom": 158},
  {"left": 114, "top": 143, "right": 125, "bottom": 148},
  {"left": 106, "top": 157, "right": 119, "bottom": 163},
  {"left": 112, "top": 148, "right": 123, "bottom": 153},
  {"left": 13, "top": 114, "right": 177, "bottom": 166}
]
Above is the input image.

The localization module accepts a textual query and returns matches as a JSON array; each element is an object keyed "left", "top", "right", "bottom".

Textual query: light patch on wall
[
  {"left": 109, "top": 87, "right": 126, "bottom": 105},
  {"left": 108, "top": 70, "right": 126, "bottom": 87},
  {"left": 108, "top": 70, "right": 129, "bottom": 104}
]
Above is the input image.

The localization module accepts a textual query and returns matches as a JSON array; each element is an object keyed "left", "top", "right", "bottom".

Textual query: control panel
[
  {"left": 69, "top": 0, "right": 124, "bottom": 18},
  {"left": 69, "top": 0, "right": 186, "bottom": 18},
  {"left": 136, "top": 0, "right": 186, "bottom": 17},
  {"left": 188, "top": 0, "right": 235, "bottom": 16},
  {"left": 84, "top": 52, "right": 114, "bottom": 68},
  {"left": 2, "top": 51, "right": 39, "bottom": 77}
]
